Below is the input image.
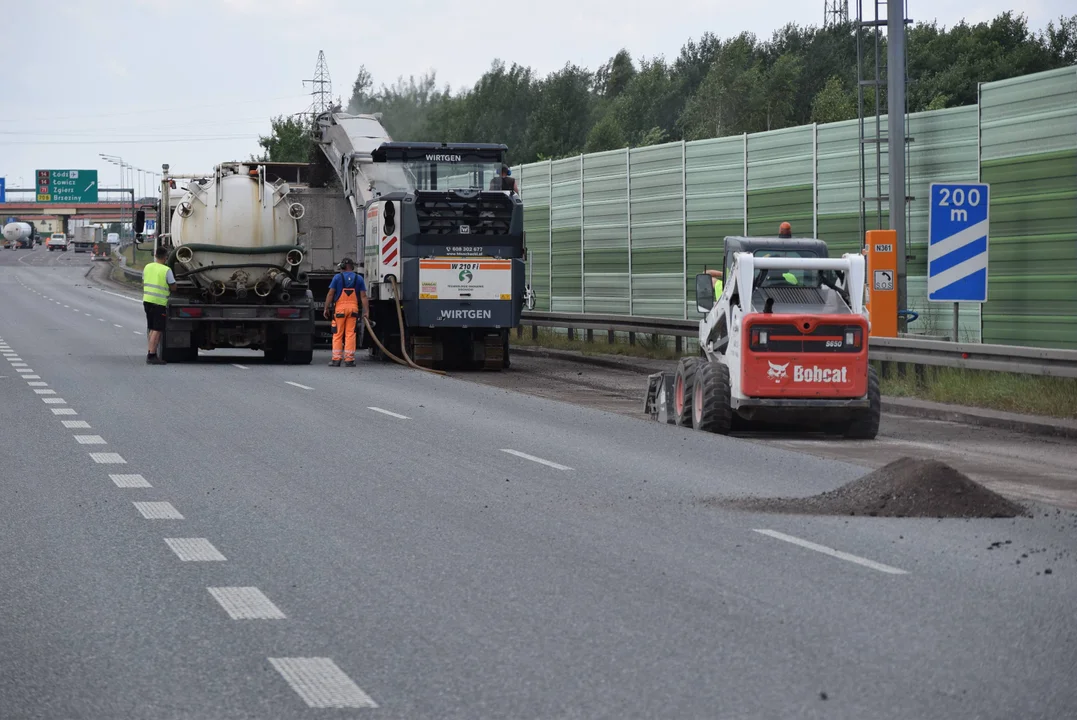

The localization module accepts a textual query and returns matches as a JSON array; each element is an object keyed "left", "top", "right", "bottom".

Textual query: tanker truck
[
  {"left": 2, "top": 221, "right": 36, "bottom": 249},
  {"left": 152, "top": 161, "right": 314, "bottom": 364}
]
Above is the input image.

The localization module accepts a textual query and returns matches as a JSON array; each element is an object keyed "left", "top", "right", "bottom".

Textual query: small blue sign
[
  {"left": 928, "top": 182, "right": 989, "bottom": 303},
  {"left": 0, "top": 177, "right": 5, "bottom": 203}
]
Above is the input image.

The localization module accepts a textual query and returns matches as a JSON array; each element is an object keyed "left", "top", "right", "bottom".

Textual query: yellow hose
[{"left": 390, "top": 276, "right": 446, "bottom": 376}]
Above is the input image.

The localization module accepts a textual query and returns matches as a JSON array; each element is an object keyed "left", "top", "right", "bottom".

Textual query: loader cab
[{"left": 695, "top": 236, "right": 831, "bottom": 314}]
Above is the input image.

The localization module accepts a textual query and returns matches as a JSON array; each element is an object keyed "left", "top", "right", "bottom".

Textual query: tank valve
[
  {"left": 235, "top": 285, "right": 248, "bottom": 299},
  {"left": 289, "top": 202, "right": 305, "bottom": 219},
  {"left": 177, "top": 202, "right": 193, "bottom": 218},
  {"left": 254, "top": 281, "right": 272, "bottom": 297},
  {"left": 175, "top": 245, "right": 194, "bottom": 263},
  {"left": 285, "top": 249, "right": 304, "bottom": 267},
  {"left": 211, "top": 280, "right": 226, "bottom": 297}
]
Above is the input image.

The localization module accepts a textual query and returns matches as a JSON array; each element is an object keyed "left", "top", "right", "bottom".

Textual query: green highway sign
[{"left": 36, "top": 169, "right": 99, "bottom": 203}]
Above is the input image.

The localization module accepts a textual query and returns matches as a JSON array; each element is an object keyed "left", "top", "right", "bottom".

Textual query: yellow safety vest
[
  {"left": 783, "top": 272, "right": 798, "bottom": 285},
  {"left": 713, "top": 279, "right": 723, "bottom": 299},
  {"left": 143, "top": 262, "right": 171, "bottom": 306}
]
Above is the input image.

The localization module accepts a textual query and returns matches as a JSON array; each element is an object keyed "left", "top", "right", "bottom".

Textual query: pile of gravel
[{"left": 707, "top": 457, "right": 1027, "bottom": 518}]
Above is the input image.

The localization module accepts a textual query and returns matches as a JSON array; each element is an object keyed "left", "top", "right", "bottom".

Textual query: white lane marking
[
  {"left": 99, "top": 318, "right": 105, "bottom": 322},
  {"left": 63, "top": 304, "right": 69, "bottom": 308},
  {"left": 62, "top": 420, "right": 91, "bottom": 429},
  {"left": 94, "top": 287, "right": 141, "bottom": 303},
  {"left": 27, "top": 381, "right": 48, "bottom": 387},
  {"left": 22, "top": 375, "right": 40, "bottom": 379},
  {"left": 133, "top": 501, "right": 183, "bottom": 519},
  {"left": 52, "top": 408, "right": 77, "bottom": 415},
  {"left": 367, "top": 407, "right": 410, "bottom": 420},
  {"left": 285, "top": 381, "right": 313, "bottom": 390},
  {"left": 268, "top": 658, "right": 377, "bottom": 709},
  {"left": 207, "top": 587, "right": 286, "bottom": 620},
  {"left": 43, "top": 398, "right": 67, "bottom": 404},
  {"left": 500, "top": 448, "right": 573, "bottom": 471},
  {"left": 113, "top": 324, "right": 123, "bottom": 328},
  {"left": 89, "top": 452, "right": 125, "bottom": 464},
  {"left": 232, "top": 364, "right": 249, "bottom": 370},
  {"left": 133, "top": 331, "right": 142, "bottom": 335},
  {"left": 111, "top": 473, "right": 152, "bottom": 488},
  {"left": 165, "top": 537, "right": 225, "bottom": 561},
  {"left": 16, "top": 368, "right": 33, "bottom": 373},
  {"left": 74, "top": 434, "right": 106, "bottom": 445},
  {"left": 752, "top": 529, "right": 908, "bottom": 575},
  {"left": 11, "top": 362, "right": 26, "bottom": 367},
  {"left": 34, "top": 389, "right": 57, "bottom": 395}
]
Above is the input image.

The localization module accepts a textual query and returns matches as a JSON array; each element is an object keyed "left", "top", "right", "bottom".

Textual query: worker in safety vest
[
  {"left": 324, "top": 257, "right": 368, "bottom": 367},
  {"left": 706, "top": 268, "right": 723, "bottom": 299},
  {"left": 142, "top": 245, "right": 176, "bottom": 365}
]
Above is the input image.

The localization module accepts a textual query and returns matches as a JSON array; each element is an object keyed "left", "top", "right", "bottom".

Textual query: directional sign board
[
  {"left": 35, "top": 169, "right": 99, "bottom": 203},
  {"left": 0, "top": 177, "right": 5, "bottom": 203},
  {"left": 928, "top": 182, "right": 989, "bottom": 302}
]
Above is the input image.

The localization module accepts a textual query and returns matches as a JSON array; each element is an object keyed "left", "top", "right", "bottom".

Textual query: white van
[{"left": 47, "top": 233, "right": 69, "bottom": 251}]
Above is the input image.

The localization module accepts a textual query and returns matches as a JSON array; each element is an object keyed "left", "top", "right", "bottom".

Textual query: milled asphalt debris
[{"left": 702, "top": 456, "right": 1028, "bottom": 518}]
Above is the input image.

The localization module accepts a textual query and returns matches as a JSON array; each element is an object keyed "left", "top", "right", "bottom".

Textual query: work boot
[
  {"left": 344, "top": 360, "right": 355, "bottom": 367},
  {"left": 147, "top": 356, "right": 166, "bottom": 365},
  {"left": 328, "top": 359, "right": 341, "bottom": 367}
]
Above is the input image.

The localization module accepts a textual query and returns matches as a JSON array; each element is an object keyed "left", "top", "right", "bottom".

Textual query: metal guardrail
[{"left": 520, "top": 311, "right": 1077, "bottom": 379}]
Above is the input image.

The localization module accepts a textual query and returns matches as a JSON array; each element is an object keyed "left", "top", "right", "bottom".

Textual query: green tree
[
  {"left": 810, "top": 75, "right": 857, "bottom": 123},
  {"left": 253, "top": 115, "right": 312, "bottom": 162},
  {"left": 523, "top": 63, "right": 594, "bottom": 159},
  {"left": 584, "top": 114, "right": 627, "bottom": 153}
]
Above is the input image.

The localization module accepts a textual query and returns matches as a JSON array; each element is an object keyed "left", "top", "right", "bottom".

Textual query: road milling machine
[{"left": 645, "top": 236, "right": 881, "bottom": 438}]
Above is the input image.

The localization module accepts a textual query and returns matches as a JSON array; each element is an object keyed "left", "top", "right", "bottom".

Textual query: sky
[{"left": 1, "top": 0, "right": 1070, "bottom": 199}]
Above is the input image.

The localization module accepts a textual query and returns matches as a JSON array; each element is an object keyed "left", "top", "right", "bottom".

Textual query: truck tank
[
  {"left": 168, "top": 162, "right": 306, "bottom": 299},
  {"left": 3, "top": 222, "right": 33, "bottom": 248}
]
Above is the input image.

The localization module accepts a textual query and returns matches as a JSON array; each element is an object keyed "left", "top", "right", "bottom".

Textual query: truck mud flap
[{"left": 644, "top": 372, "right": 676, "bottom": 424}]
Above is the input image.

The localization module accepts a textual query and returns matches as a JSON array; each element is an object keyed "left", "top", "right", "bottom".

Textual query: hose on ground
[
  {"left": 361, "top": 316, "right": 408, "bottom": 367},
  {"left": 391, "top": 276, "right": 445, "bottom": 376}
]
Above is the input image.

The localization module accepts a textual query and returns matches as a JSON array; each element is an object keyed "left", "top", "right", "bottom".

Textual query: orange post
[{"left": 865, "top": 230, "right": 898, "bottom": 338}]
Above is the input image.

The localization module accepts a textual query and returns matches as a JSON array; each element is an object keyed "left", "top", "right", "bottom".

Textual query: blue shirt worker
[
  {"left": 324, "top": 257, "right": 368, "bottom": 367},
  {"left": 142, "top": 245, "right": 176, "bottom": 365}
]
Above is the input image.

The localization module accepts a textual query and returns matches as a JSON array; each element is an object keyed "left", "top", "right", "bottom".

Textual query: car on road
[{"left": 47, "top": 233, "right": 69, "bottom": 252}]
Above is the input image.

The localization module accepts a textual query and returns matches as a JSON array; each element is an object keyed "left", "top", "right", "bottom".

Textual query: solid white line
[
  {"left": 500, "top": 448, "right": 573, "bottom": 471},
  {"left": 111, "top": 473, "right": 151, "bottom": 488},
  {"left": 133, "top": 501, "right": 183, "bottom": 519},
  {"left": 367, "top": 406, "right": 410, "bottom": 420},
  {"left": 752, "top": 529, "right": 908, "bottom": 575},
  {"left": 207, "top": 587, "right": 286, "bottom": 619},
  {"left": 89, "top": 452, "right": 125, "bottom": 464},
  {"left": 232, "top": 364, "right": 249, "bottom": 369},
  {"left": 285, "top": 381, "right": 313, "bottom": 390},
  {"left": 268, "top": 658, "right": 377, "bottom": 708},
  {"left": 73, "top": 434, "right": 106, "bottom": 444},
  {"left": 43, "top": 398, "right": 67, "bottom": 404},
  {"left": 62, "top": 420, "right": 91, "bottom": 428},
  {"left": 94, "top": 287, "right": 141, "bottom": 303},
  {"left": 51, "top": 408, "right": 77, "bottom": 415},
  {"left": 164, "top": 537, "right": 225, "bottom": 561}
]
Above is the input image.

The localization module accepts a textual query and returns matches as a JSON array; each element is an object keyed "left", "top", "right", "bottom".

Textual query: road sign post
[
  {"left": 928, "top": 182, "right": 989, "bottom": 342},
  {"left": 35, "top": 169, "right": 99, "bottom": 203}
]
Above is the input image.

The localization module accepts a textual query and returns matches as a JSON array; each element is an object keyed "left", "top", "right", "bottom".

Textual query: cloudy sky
[{"left": 1, "top": 0, "right": 1070, "bottom": 197}]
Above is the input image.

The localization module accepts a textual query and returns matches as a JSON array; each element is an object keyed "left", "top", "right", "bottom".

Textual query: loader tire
[
  {"left": 673, "top": 357, "right": 700, "bottom": 427},
  {"left": 843, "top": 366, "right": 881, "bottom": 439},
  {"left": 692, "top": 361, "right": 733, "bottom": 434}
]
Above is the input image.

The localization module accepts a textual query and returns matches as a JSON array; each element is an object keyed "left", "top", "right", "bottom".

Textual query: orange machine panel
[
  {"left": 865, "top": 229, "right": 897, "bottom": 338},
  {"left": 741, "top": 314, "right": 869, "bottom": 398}
]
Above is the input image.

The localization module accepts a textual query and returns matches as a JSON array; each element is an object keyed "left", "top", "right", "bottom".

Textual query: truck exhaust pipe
[
  {"left": 175, "top": 245, "right": 194, "bottom": 263},
  {"left": 285, "top": 248, "right": 303, "bottom": 267}
]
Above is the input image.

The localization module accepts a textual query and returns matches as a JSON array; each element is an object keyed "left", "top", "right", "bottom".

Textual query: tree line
[{"left": 256, "top": 12, "right": 1076, "bottom": 164}]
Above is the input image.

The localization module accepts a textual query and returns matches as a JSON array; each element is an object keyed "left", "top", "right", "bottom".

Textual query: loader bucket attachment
[{"left": 644, "top": 371, "right": 676, "bottom": 424}]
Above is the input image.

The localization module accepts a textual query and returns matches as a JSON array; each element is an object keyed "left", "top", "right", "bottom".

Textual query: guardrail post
[
  {"left": 516, "top": 326, "right": 523, "bottom": 338},
  {"left": 629, "top": 332, "right": 635, "bottom": 346},
  {"left": 567, "top": 327, "right": 574, "bottom": 341},
  {"left": 675, "top": 336, "right": 682, "bottom": 353},
  {"left": 586, "top": 329, "right": 593, "bottom": 343},
  {"left": 608, "top": 329, "right": 615, "bottom": 345},
  {"left": 531, "top": 325, "right": 538, "bottom": 341}
]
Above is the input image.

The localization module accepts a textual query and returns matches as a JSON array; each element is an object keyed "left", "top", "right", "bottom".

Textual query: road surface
[{"left": 1, "top": 247, "right": 1075, "bottom": 719}]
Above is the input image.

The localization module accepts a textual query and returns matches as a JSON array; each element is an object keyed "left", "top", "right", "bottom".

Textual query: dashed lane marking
[
  {"left": 133, "top": 331, "right": 142, "bottom": 335},
  {"left": 52, "top": 408, "right": 77, "bottom": 415},
  {"left": 165, "top": 538, "right": 225, "bottom": 561},
  {"left": 99, "top": 318, "right": 105, "bottom": 322},
  {"left": 500, "top": 448, "right": 573, "bottom": 471},
  {"left": 34, "top": 389, "right": 57, "bottom": 395},
  {"left": 22, "top": 375, "right": 40, "bottom": 379},
  {"left": 207, "top": 587, "right": 286, "bottom": 620},
  {"left": 268, "top": 658, "right": 377, "bottom": 709},
  {"left": 113, "top": 324, "right": 123, "bottom": 328},
  {"left": 93, "top": 287, "right": 141, "bottom": 303},
  {"left": 74, "top": 434, "right": 106, "bottom": 444},
  {"left": 27, "top": 381, "right": 48, "bottom": 387},
  {"left": 111, "top": 474, "right": 151, "bottom": 488},
  {"left": 133, "top": 501, "right": 183, "bottom": 519},
  {"left": 232, "top": 364, "right": 249, "bottom": 370},
  {"left": 285, "top": 381, "right": 313, "bottom": 390},
  {"left": 752, "top": 529, "right": 908, "bottom": 575},
  {"left": 367, "top": 407, "right": 410, "bottom": 420},
  {"left": 16, "top": 369, "right": 33, "bottom": 373},
  {"left": 89, "top": 452, "right": 125, "bottom": 464},
  {"left": 43, "top": 398, "right": 67, "bottom": 404},
  {"left": 62, "top": 420, "right": 91, "bottom": 428}
]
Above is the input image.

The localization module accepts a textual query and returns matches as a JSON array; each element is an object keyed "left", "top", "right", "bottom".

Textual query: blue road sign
[
  {"left": 0, "top": 177, "right": 5, "bottom": 203},
  {"left": 928, "top": 182, "right": 989, "bottom": 303}
]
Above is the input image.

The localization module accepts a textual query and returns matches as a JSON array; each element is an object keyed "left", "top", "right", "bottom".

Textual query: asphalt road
[{"left": 2, "top": 246, "right": 1076, "bottom": 719}]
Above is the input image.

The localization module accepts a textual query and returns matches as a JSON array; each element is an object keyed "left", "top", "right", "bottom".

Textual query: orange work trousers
[{"left": 332, "top": 292, "right": 360, "bottom": 361}]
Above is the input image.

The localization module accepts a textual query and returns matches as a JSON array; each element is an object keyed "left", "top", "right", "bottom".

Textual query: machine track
[
  {"left": 483, "top": 333, "right": 505, "bottom": 371},
  {"left": 411, "top": 334, "right": 435, "bottom": 369}
]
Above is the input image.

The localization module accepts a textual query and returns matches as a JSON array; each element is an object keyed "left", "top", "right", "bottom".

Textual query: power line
[
  {"left": 0, "top": 136, "right": 255, "bottom": 146},
  {"left": 0, "top": 94, "right": 310, "bottom": 124}
]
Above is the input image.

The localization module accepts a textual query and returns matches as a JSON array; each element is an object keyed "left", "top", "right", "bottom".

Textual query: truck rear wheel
[
  {"left": 843, "top": 366, "right": 881, "bottom": 439},
  {"left": 692, "top": 361, "right": 733, "bottom": 434},
  {"left": 673, "top": 357, "right": 699, "bottom": 427},
  {"left": 285, "top": 348, "right": 313, "bottom": 365}
]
